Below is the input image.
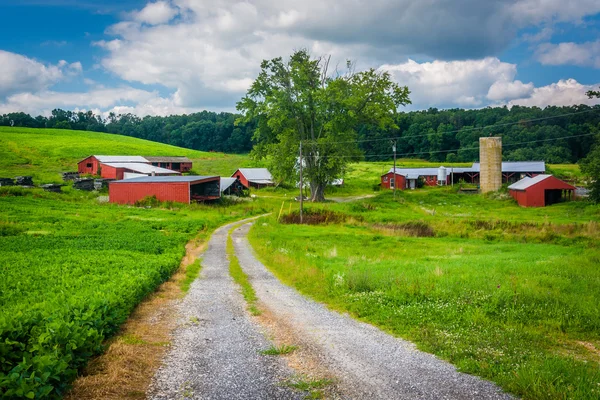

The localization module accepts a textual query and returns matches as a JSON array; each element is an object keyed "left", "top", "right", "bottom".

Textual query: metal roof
[
  {"left": 472, "top": 161, "right": 546, "bottom": 173},
  {"left": 102, "top": 162, "right": 178, "bottom": 175},
  {"left": 94, "top": 155, "right": 149, "bottom": 163},
  {"left": 235, "top": 168, "right": 273, "bottom": 183},
  {"left": 220, "top": 177, "right": 237, "bottom": 193},
  {"left": 385, "top": 161, "right": 546, "bottom": 177},
  {"left": 508, "top": 174, "right": 556, "bottom": 190},
  {"left": 144, "top": 156, "right": 192, "bottom": 163},
  {"left": 110, "top": 175, "right": 218, "bottom": 184}
]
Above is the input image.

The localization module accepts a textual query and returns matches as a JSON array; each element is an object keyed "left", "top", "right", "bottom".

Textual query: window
[
  {"left": 390, "top": 178, "right": 395, "bottom": 188},
  {"left": 86, "top": 163, "right": 92, "bottom": 168}
]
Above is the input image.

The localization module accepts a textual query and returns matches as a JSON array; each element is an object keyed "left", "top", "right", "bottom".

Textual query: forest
[{"left": 1, "top": 104, "right": 599, "bottom": 164}]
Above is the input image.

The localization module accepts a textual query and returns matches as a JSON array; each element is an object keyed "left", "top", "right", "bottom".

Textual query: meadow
[
  {"left": 249, "top": 189, "right": 600, "bottom": 400},
  {"left": 0, "top": 127, "right": 258, "bottom": 183}
]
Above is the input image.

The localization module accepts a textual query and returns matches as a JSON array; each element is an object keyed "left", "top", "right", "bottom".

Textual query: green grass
[
  {"left": 181, "top": 259, "right": 202, "bottom": 293},
  {"left": 249, "top": 191, "right": 600, "bottom": 400},
  {"left": 0, "top": 126, "right": 255, "bottom": 183},
  {"left": 260, "top": 344, "right": 298, "bottom": 355},
  {"left": 283, "top": 375, "right": 334, "bottom": 399},
  {"left": 227, "top": 226, "right": 261, "bottom": 316},
  {"left": 0, "top": 188, "right": 272, "bottom": 398}
]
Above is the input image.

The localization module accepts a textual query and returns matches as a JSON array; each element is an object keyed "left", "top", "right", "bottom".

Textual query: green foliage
[
  {"left": 0, "top": 193, "right": 269, "bottom": 398},
  {"left": 579, "top": 133, "right": 600, "bottom": 203},
  {"left": 237, "top": 49, "right": 410, "bottom": 201},
  {"left": 181, "top": 260, "right": 202, "bottom": 293},
  {"left": 250, "top": 191, "right": 600, "bottom": 400}
]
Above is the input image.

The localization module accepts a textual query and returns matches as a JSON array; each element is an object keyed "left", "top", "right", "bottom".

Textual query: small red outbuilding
[
  {"left": 109, "top": 176, "right": 220, "bottom": 205},
  {"left": 508, "top": 174, "right": 575, "bottom": 207},
  {"left": 381, "top": 171, "right": 407, "bottom": 190}
]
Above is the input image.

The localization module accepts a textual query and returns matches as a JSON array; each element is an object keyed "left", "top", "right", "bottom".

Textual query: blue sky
[{"left": 0, "top": 0, "right": 599, "bottom": 117}]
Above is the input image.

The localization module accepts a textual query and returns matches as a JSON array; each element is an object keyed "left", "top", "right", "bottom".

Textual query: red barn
[
  {"left": 231, "top": 168, "right": 274, "bottom": 189},
  {"left": 100, "top": 163, "right": 180, "bottom": 180},
  {"left": 109, "top": 176, "right": 220, "bottom": 204},
  {"left": 78, "top": 155, "right": 149, "bottom": 175},
  {"left": 144, "top": 156, "right": 193, "bottom": 172},
  {"left": 508, "top": 174, "right": 575, "bottom": 207},
  {"left": 381, "top": 171, "right": 407, "bottom": 190}
]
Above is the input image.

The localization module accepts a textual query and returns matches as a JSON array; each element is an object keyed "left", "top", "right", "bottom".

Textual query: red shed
[
  {"left": 381, "top": 171, "right": 407, "bottom": 190},
  {"left": 144, "top": 156, "right": 193, "bottom": 172},
  {"left": 109, "top": 176, "right": 220, "bottom": 205},
  {"left": 231, "top": 168, "right": 274, "bottom": 189},
  {"left": 508, "top": 174, "right": 575, "bottom": 207},
  {"left": 78, "top": 155, "right": 148, "bottom": 175}
]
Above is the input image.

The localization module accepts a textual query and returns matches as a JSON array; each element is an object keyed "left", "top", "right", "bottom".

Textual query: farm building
[
  {"left": 381, "top": 161, "right": 546, "bottom": 190},
  {"left": 100, "top": 163, "right": 180, "bottom": 180},
  {"left": 231, "top": 168, "right": 274, "bottom": 188},
  {"left": 220, "top": 177, "right": 247, "bottom": 196},
  {"left": 144, "top": 156, "right": 193, "bottom": 172},
  {"left": 109, "top": 176, "right": 220, "bottom": 204},
  {"left": 78, "top": 155, "right": 148, "bottom": 175},
  {"left": 508, "top": 175, "right": 575, "bottom": 207}
]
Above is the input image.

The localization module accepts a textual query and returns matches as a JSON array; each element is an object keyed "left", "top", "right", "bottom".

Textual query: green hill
[{"left": 0, "top": 127, "right": 252, "bottom": 183}]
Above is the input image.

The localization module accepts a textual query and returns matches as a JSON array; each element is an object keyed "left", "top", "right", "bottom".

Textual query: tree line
[{"left": 1, "top": 104, "right": 599, "bottom": 164}]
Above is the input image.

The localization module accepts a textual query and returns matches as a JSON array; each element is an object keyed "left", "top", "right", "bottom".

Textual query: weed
[
  {"left": 260, "top": 344, "right": 298, "bottom": 355},
  {"left": 227, "top": 226, "right": 261, "bottom": 316},
  {"left": 180, "top": 259, "right": 202, "bottom": 293}
]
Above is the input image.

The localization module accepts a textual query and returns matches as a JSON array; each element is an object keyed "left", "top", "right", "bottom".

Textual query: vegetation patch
[
  {"left": 180, "top": 259, "right": 202, "bottom": 293},
  {"left": 280, "top": 210, "right": 346, "bottom": 225},
  {"left": 227, "top": 226, "right": 261, "bottom": 316},
  {"left": 373, "top": 221, "right": 435, "bottom": 237},
  {"left": 283, "top": 375, "right": 334, "bottom": 399},
  {"left": 260, "top": 344, "right": 298, "bottom": 356}
]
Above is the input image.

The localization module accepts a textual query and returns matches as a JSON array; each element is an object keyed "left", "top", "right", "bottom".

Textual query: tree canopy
[{"left": 236, "top": 50, "right": 410, "bottom": 201}]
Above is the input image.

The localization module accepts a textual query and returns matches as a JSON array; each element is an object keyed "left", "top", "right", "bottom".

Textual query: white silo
[{"left": 437, "top": 166, "right": 447, "bottom": 186}]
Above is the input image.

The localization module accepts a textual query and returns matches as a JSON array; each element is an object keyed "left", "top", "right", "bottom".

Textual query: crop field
[
  {"left": 250, "top": 189, "right": 600, "bottom": 399},
  {"left": 0, "top": 187, "right": 272, "bottom": 398}
]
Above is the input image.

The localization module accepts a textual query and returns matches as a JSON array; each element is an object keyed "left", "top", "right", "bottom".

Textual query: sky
[{"left": 0, "top": 0, "right": 599, "bottom": 117}]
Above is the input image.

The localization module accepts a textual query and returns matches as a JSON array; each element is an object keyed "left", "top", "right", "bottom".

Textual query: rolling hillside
[{"left": 0, "top": 127, "right": 253, "bottom": 183}]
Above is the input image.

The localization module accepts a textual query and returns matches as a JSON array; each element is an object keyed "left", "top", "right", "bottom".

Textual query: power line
[
  {"left": 302, "top": 131, "right": 598, "bottom": 159},
  {"left": 301, "top": 108, "right": 600, "bottom": 146}
]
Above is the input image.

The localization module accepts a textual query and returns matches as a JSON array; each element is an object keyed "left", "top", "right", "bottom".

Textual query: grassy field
[
  {"left": 249, "top": 190, "right": 600, "bottom": 400},
  {"left": 0, "top": 127, "right": 258, "bottom": 183},
  {"left": 0, "top": 187, "right": 274, "bottom": 398}
]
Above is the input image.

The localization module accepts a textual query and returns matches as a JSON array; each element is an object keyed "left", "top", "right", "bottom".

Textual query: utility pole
[
  {"left": 299, "top": 140, "right": 303, "bottom": 224},
  {"left": 392, "top": 139, "right": 397, "bottom": 199}
]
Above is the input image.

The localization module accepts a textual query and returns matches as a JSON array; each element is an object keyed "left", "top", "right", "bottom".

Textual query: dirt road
[{"left": 150, "top": 218, "right": 512, "bottom": 399}]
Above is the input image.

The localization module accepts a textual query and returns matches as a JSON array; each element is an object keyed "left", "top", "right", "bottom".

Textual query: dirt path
[
  {"left": 231, "top": 222, "right": 513, "bottom": 400},
  {"left": 328, "top": 194, "right": 376, "bottom": 203},
  {"left": 148, "top": 221, "right": 301, "bottom": 400}
]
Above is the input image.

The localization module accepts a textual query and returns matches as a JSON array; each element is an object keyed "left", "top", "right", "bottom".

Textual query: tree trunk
[{"left": 310, "top": 181, "right": 326, "bottom": 202}]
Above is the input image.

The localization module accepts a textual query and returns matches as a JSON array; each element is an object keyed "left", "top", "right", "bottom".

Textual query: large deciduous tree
[{"left": 236, "top": 49, "right": 410, "bottom": 201}]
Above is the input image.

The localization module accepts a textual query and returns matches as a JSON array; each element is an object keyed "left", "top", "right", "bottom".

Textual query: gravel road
[
  {"left": 148, "top": 221, "right": 302, "bottom": 400},
  {"left": 231, "top": 222, "right": 513, "bottom": 400}
]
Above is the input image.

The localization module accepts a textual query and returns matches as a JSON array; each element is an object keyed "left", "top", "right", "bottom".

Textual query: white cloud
[
  {"left": 132, "top": 1, "right": 179, "bottom": 25},
  {"left": 509, "top": 0, "right": 600, "bottom": 24},
  {"left": 0, "top": 51, "right": 81, "bottom": 98},
  {"left": 536, "top": 40, "right": 600, "bottom": 68},
  {"left": 487, "top": 80, "right": 534, "bottom": 101},
  {"left": 509, "top": 79, "right": 600, "bottom": 107},
  {"left": 381, "top": 58, "right": 522, "bottom": 108}
]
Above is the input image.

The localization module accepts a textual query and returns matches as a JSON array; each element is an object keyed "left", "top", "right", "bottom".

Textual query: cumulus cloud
[
  {"left": 536, "top": 40, "right": 600, "bottom": 68},
  {"left": 508, "top": 79, "right": 600, "bottom": 108},
  {"left": 0, "top": 51, "right": 81, "bottom": 98},
  {"left": 131, "top": 1, "right": 179, "bottom": 25},
  {"left": 0, "top": 86, "right": 194, "bottom": 117},
  {"left": 381, "top": 57, "right": 526, "bottom": 108}
]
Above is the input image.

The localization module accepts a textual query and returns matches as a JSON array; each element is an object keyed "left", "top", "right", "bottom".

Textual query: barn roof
[
  {"left": 220, "top": 177, "right": 237, "bottom": 193},
  {"left": 144, "top": 156, "right": 192, "bottom": 163},
  {"left": 236, "top": 168, "right": 273, "bottom": 184},
  {"left": 385, "top": 168, "right": 441, "bottom": 177},
  {"left": 110, "top": 175, "right": 218, "bottom": 184},
  {"left": 472, "top": 161, "right": 546, "bottom": 173},
  {"left": 94, "top": 155, "right": 149, "bottom": 163},
  {"left": 508, "top": 174, "right": 575, "bottom": 191},
  {"left": 102, "top": 162, "right": 178, "bottom": 175}
]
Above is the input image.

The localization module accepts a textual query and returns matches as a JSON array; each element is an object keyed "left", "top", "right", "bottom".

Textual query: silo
[
  {"left": 437, "top": 166, "right": 447, "bottom": 186},
  {"left": 479, "top": 137, "right": 502, "bottom": 193}
]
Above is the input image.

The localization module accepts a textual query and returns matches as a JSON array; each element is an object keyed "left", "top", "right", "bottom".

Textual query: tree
[
  {"left": 237, "top": 49, "right": 410, "bottom": 201},
  {"left": 586, "top": 87, "right": 600, "bottom": 99},
  {"left": 579, "top": 130, "right": 600, "bottom": 203}
]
